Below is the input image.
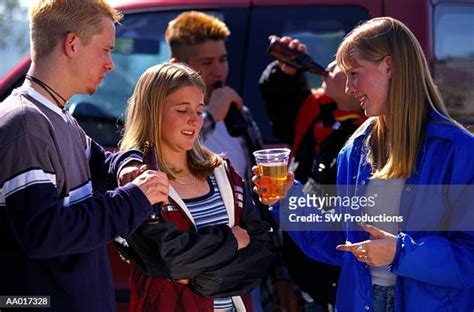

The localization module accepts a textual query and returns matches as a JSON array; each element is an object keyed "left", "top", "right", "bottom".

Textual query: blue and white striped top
[{"left": 183, "top": 175, "right": 234, "bottom": 311}]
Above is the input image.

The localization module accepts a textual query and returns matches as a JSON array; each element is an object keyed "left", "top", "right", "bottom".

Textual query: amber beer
[
  {"left": 253, "top": 148, "right": 291, "bottom": 202},
  {"left": 258, "top": 162, "right": 288, "bottom": 202}
]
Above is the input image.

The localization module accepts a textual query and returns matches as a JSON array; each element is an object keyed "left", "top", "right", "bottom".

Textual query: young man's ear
[
  {"left": 64, "top": 32, "right": 79, "bottom": 57},
  {"left": 169, "top": 57, "right": 179, "bottom": 64}
]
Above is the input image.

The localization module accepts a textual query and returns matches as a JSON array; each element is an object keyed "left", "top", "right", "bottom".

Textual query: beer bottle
[
  {"left": 267, "top": 38, "right": 328, "bottom": 77},
  {"left": 143, "top": 141, "right": 165, "bottom": 219},
  {"left": 143, "top": 141, "right": 158, "bottom": 170}
]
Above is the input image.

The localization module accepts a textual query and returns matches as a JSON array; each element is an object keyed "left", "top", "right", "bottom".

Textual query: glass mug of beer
[{"left": 253, "top": 148, "right": 291, "bottom": 202}]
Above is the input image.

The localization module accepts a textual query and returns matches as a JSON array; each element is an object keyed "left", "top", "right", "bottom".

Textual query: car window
[
  {"left": 5, "top": 4, "right": 369, "bottom": 146},
  {"left": 433, "top": 3, "right": 474, "bottom": 129},
  {"left": 242, "top": 6, "right": 369, "bottom": 141},
  {"left": 69, "top": 5, "right": 369, "bottom": 145},
  {"left": 67, "top": 8, "right": 247, "bottom": 146}
]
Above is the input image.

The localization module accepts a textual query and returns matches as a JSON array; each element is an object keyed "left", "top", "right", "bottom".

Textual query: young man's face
[
  {"left": 73, "top": 17, "right": 115, "bottom": 95},
  {"left": 180, "top": 40, "right": 229, "bottom": 101}
]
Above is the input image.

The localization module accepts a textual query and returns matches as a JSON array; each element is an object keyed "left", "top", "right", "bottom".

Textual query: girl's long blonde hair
[
  {"left": 120, "top": 62, "right": 222, "bottom": 179},
  {"left": 337, "top": 17, "right": 453, "bottom": 179}
]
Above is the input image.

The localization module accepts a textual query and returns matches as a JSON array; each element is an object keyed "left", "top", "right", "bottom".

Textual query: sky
[{"left": 1, "top": 0, "right": 121, "bottom": 76}]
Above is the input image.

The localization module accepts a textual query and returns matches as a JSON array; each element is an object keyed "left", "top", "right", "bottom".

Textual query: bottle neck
[
  {"left": 268, "top": 40, "right": 328, "bottom": 77},
  {"left": 306, "top": 62, "right": 329, "bottom": 77}
]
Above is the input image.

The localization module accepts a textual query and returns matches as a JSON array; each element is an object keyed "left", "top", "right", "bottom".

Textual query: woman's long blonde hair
[
  {"left": 120, "top": 62, "right": 222, "bottom": 179},
  {"left": 337, "top": 17, "right": 453, "bottom": 179}
]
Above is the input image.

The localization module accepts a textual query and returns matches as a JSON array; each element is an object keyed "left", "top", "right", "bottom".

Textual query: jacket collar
[
  {"left": 168, "top": 163, "right": 235, "bottom": 228},
  {"left": 350, "top": 117, "right": 374, "bottom": 141},
  {"left": 424, "top": 110, "right": 462, "bottom": 140}
]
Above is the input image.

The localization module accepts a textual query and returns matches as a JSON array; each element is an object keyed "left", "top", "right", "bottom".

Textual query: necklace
[
  {"left": 26, "top": 75, "right": 67, "bottom": 109},
  {"left": 173, "top": 175, "right": 197, "bottom": 186}
]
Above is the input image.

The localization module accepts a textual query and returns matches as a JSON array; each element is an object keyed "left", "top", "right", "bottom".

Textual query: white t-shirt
[
  {"left": 203, "top": 121, "right": 248, "bottom": 178},
  {"left": 365, "top": 178, "right": 405, "bottom": 287}
]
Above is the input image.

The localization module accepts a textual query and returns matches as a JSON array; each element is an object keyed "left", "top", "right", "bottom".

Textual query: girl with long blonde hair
[
  {"left": 119, "top": 63, "right": 272, "bottom": 312},
  {"left": 257, "top": 17, "right": 474, "bottom": 311}
]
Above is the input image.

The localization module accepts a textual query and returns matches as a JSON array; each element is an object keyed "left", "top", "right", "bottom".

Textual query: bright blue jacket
[{"left": 278, "top": 111, "right": 474, "bottom": 311}]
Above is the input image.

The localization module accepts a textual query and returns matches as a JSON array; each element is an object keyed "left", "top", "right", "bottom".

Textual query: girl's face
[
  {"left": 161, "top": 85, "right": 205, "bottom": 155},
  {"left": 344, "top": 55, "right": 392, "bottom": 117}
]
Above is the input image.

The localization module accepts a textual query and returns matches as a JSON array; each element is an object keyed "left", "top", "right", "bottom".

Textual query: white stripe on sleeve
[
  {"left": 85, "top": 136, "right": 92, "bottom": 160},
  {"left": 1, "top": 169, "right": 56, "bottom": 205},
  {"left": 68, "top": 181, "right": 93, "bottom": 206}
]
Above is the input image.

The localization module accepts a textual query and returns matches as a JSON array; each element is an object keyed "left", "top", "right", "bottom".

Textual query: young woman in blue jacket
[{"left": 255, "top": 17, "right": 474, "bottom": 311}]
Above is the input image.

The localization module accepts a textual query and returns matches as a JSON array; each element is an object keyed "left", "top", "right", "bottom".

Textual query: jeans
[
  {"left": 372, "top": 284, "right": 395, "bottom": 312},
  {"left": 251, "top": 284, "right": 263, "bottom": 312}
]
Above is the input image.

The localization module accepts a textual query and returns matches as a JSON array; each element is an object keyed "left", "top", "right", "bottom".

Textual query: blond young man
[
  {"left": 165, "top": 11, "right": 262, "bottom": 182},
  {"left": 0, "top": 1, "right": 168, "bottom": 310}
]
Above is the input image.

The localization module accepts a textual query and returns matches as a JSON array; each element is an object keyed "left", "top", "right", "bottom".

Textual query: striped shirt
[{"left": 183, "top": 175, "right": 234, "bottom": 311}]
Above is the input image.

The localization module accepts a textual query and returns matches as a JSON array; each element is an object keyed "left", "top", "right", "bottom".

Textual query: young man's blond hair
[
  {"left": 30, "top": 0, "right": 122, "bottom": 61},
  {"left": 165, "top": 11, "right": 230, "bottom": 59}
]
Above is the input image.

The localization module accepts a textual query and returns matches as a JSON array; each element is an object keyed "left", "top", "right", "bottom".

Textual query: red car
[{"left": 1, "top": 0, "right": 473, "bottom": 310}]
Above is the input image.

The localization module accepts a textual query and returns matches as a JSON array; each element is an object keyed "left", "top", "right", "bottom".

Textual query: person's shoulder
[
  {"left": 0, "top": 92, "right": 53, "bottom": 145},
  {"left": 450, "top": 125, "right": 474, "bottom": 163},
  {"left": 426, "top": 115, "right": 474, "bottom": 175},
  {"left": 1, "top": 91, "right": 26, "bottom": 116},
  {"left": 426, "top": 113, "right": 474, "bottom": 148},
  {"left": 446, "top": 126, "right": 474, "bottom": 182},
  {"left": 1, "top": 91, "right": 47, "bottom": 130},
  {"left": 451, "top": 124, "right": 474, "bottom": 146}
]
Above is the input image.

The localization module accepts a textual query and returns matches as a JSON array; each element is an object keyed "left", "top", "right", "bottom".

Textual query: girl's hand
[{"left": 336, "top": 223, "right": 397, "bottom": 266}]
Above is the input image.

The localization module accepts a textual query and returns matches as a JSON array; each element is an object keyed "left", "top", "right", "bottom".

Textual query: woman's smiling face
[{"left": 344, "top": 55, "right": 392, "bottom": 118}]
